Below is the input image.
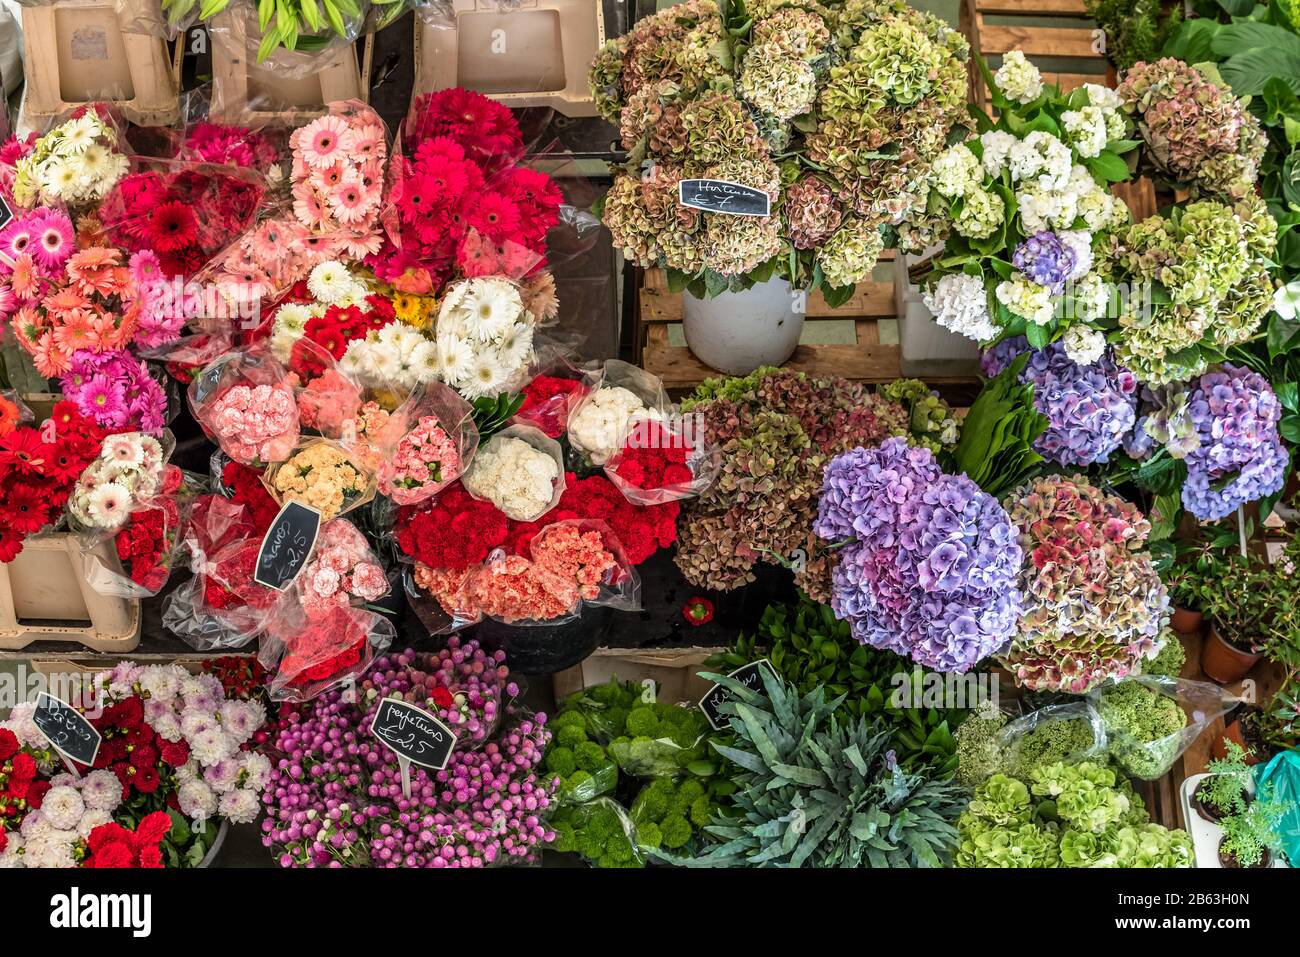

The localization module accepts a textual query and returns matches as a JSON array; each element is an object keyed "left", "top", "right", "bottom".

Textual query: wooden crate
[
  {"left": 411, "top": 0, "right": 604, "bottom": 119},
  {"left": 20, "top": 0, "right": 183, "bottom": 129},
  {"left": 552, "top": 646, "right": 722, "bottom": 707},
  {"left": 0, "top": 535, "right": 141, "bottom": 653},
  {"left": 209, "top": 10, "right": 373, "bottom": 127},
  {"left": 634, "top": 256, "right": 982, "bottom": 392}
]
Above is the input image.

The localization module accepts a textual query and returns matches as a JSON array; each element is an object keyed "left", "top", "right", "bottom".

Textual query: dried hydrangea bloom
[
  {"left": 818, "top": 216, "right": 885, "bottom": 289},
  {"left": 784, "top": 175, "right": 843, "bottom": 249},
  {"left": 999, "top": 475, "right": 1168, "bottom": 693},
  {"left": 737, "top": 42, "right": 819, "bottom": 124},
  {"left": 1118, "top": 58, "right": 1265, "bottom": 201}
]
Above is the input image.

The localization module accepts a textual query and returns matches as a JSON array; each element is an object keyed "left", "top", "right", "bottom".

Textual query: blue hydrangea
[
  {"left": 815, "top": 438, "right": 1023, "bottom": 673},
  {"left": 1011, "top": 231, "right": 1076, "bottom": 294},
  {"left": 982, "top": 336, "right": 1138, "bottom": 467}
]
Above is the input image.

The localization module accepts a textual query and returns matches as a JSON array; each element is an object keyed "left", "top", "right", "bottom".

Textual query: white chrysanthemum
[
  {"left": 339, "top": 341, "right": 372, "bottom": 379},
  {"left": 203, "top": 757, "right": 241, "bottom": 792},
  {"left": 923, "top": 273, "right": 999, "bottom": 342},
  {"left": 932, "top": 143, "right": 983, "bottom": 199},
  {"left": 219, "top": 787, "right": 261, "bottom": 824},
  {"left": 0, "top": 833, "right": 23, "bottom": 868},
  {"left": 996, "top": 275, "right": 1056, "bottom": 325},
  {"left": 178, "top": 779, "right": 218, "bottom": 823},
  {"left": 407, "top": 340, "right": 439, "bottom": 384},
  {"left": 306, "top": 260, "right": 354, "bottom": 303},
  {"left": 995, "top": 50, "right": 1044, "bottom": 105},
  {"left": 151, "top": 712, "right": 183, "bottom": 742},
  {"left": 40, "top": 786, "right": 85, "bottom": 831},
  {"left": 272, "top": 302, "right": 312, "bottom": 342},
  {"left": 1063, "top": 325, "right": 1107, "bottom": 365},
  {"left": 1, "top": 702, "right": 44, "bottom": 749},
  {"left": 190, "top": 727, "right": 235, "bottom": 768},
  {"left": 81, "top": 769, "right": 124, "bottom": 812},
  {"left": 219, "top": 699, "right": 266, "bottom": 745},
  {"left": 181, "top": 710, "right": 216, "bottom": 740},
  {"left": 78, "top": 143, "right": 115, "bottom": 180},
  {"left": 1062, "top": 106, "right": 1108, "bottom": 158},
  {"left": 979, "top": 130, "right": 1018, "bottom": 178},
  {"left": 25, "top": 831, "right": 78, "bottom": 869},
  {"left": 43, "top": 157, "right": 81, "bottom": 199},
  {"left": 954, "top": 188, "right": 1005, "bottom": 240}
]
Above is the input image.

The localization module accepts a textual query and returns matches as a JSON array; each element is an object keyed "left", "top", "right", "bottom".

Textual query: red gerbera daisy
[
  {"left": 0, "top": 428, "right": 49, "bottom": 475},
  {"left": 6, "top": 484, "right": 51, "bottom": 534},
  {"left": 148, "top": 201, "right": 198, "bottom": 253}
]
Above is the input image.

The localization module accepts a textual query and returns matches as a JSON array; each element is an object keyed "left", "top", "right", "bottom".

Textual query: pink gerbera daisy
[
  {"left": 0, "top": 282, "right": 15, "bottom": 316},
  {"left": 341, "top": 122, "right": 384, "bottom": 161},
  {"left": 0, "top": 221, "right": 33, "bottom": 264},
  {"left": 35, "top": 215, "right": 75, "bottom": 271},
  {"left": 330, "top": 181, "right": 370, "bottom": 225},
  {"left": 299, "top": 115, "right": 349, "bottom": 169},
  {"left": 80, "top": 374, "right": 127, "bottom": 422},
  {"left": 129, "top": 249, "right": 163, "bottom": 288},
  {"left": 293, "top": 188, "right": 329, "bottom": 229}
]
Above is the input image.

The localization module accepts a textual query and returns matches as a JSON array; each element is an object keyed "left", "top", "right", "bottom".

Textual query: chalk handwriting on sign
[
  {"left": 254, "top": 501, "right": 321, "bottom": 591},
  {"left": 678, "top": 179, "right": 772, "bottom": 217},
  {"left": 34, "top": 692, "right": 101, "bottom": 768},
  {"left": 369, "top": 698, "right": 457, "bottom": 771},
  {"left": 698, "top": 659, "right": 778, "bottom": 731}
]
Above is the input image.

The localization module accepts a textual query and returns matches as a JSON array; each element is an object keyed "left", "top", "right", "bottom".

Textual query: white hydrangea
[
  {"left": 568, "top": 386, "right": 664, "bottom": 465},
  {"left": 1063, "top": 325, "right": 1107, "bottom": 365},
  {"left": 1017, "top": 183, "right": 1079, "bottom": 234},
  {"left": 994, "top": 50, "right": 1044, "bottom": 105},
  {"left": 1062, "top": 106, "right": 1108, "bottom": 158},
  {"left": 462, "top": 435, "right": 561, "bottom": 521},
  {"left": 1078, "top": 183, "right": 1126, "bottom": 232},
  {"left": 1073, "top": 273, "right": 1112, "bottom": 321},
  {"left": 954, "top": 188, "right": 1006, "bottom": 239},
  {"left": 922, "top": 273, "right": 999, "bottom": 342},
  {"left": 1057, "top": 230, "right": 1094, "bottom": 281},
  {"left": 1083, "top": 83, "right": 1122, "bottom": 112},
  {"left": 932, "top": 143, "right": 983, "bottom": 199},
  {"left": 979, "top": 130, "right": 1018, "bottom": 178},
  {"left": 996, "top": 275, "right": 1056, "bottom": 325},
  {"left": 1008, "top": 131, "right": 1073, "bottom": 191}
]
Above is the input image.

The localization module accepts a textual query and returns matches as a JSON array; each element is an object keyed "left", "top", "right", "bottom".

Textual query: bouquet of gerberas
[
  {"left": 66, "top": 431, "right": 172, "bottom": 533},
  {"left": 921, "top": 51, "right": 1136, "bottom": 349},
  {"left": 3, "top": 110, "right": 129, "bottom": 209},
  {"left": 269, "top": 260, "right": 396, "bottom": 365},
  {"left": 1098, "top": 194, "right": 1276, "bottom": 386},
  {"left": 173, "top": 121, "right": 284, "bottom": 172},
  {"left": 0, "top": 400, "right": 108, "bottom": 563},
  {"left": 593, "top": 0, "right": 971, "bottom": 301},
  {"left": 96, "top": 157, "right": 268, "bottom": 278},
  {"left": 0, "top": 662, "right": 271, "bottom": 868},
  {"left": 366, "top": 88, "right": 562, "bottom": 300}
]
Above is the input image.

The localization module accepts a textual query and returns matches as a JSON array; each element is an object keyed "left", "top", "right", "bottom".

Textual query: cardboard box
[{"left": 552, "top": 646, "right": 722, "bottom": 707}]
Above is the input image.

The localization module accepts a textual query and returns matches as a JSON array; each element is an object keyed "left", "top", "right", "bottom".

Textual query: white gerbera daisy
[
  {"left": 460, "top": 279, "right": 522, "bottom": 343},
  {"left": 463, "top": 354, "right": 511, "bottom": 399},
  {"left": 496, "top": 322, "right": 534, "bottom": 372},
  {"left": 307, "top": 260, "right": 353, "bottom": 303},
  {"left": 436, "top": 336, "right": 475, "bottom": 386},
  {"left": 102, "top": 434, "right": 145, "bottom": 471},
  {"left": 58, "top": 116, "right": 99, "bottom": 153},
  {"left": 87, "top": 481, "right": 132, "bottom": 528},
  {"left": 408, "top": 340, "right": 440, "bottom": 382}
]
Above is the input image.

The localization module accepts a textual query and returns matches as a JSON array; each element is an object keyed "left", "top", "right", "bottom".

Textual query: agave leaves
[{"left": 688, "top": 668, "right": 967, "bottom": 867}]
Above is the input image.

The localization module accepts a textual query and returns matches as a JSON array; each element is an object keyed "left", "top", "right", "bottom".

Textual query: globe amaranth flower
[
  {"left": 814, "top": 437, "right": 1023, "bottom": 674},
  {"left": 923, "top": 273, "right": 998, "bottom": 342},
  {"left": 1012, "top": 231, "right": 1077, "bottom": 295},
  {"left": 1179, "top": 364, "right": 1287, "bottom": 521},
  {"left": 981, "top": 337, "right": 1137, "bottom": 467},
  {"left": 1000, "top": 475, "right": 1168, "bottom": 693}
]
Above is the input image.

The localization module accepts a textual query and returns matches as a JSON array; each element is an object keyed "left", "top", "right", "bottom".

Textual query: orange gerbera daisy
[
  {"left": 32, "top": 337, "right": 72, "bottom": 377},
  {"left": 66, "top": 246, "right": 121, "bottom": 282},
  {"left": 10, "top": 307, "right": 45, "bottom": 351},
  {"left": 0, "top": 396, "right": 19, "bottom": 437},
  {"left": 52, "top": 314, "right": 97, "bottom": 352},
  {"left": 42, "top": 286, "right": 90, "bottom": 318},
  {"left": 9, "top": 253, "right": 41, "bottom": 299}
]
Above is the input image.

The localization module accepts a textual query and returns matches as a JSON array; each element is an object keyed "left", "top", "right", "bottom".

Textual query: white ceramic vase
[{"left": 681, "top": 276, "right": 803, "bottom": 375}]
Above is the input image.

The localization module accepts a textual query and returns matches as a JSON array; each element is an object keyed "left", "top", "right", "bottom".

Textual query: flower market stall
[{"left": 0, "top": 0, "right": 1297, "bottom": 885}]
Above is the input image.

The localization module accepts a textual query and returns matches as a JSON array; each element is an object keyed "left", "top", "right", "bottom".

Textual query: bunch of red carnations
[{"left": 0, "top": 400, "right": 109, "bottom": 562}]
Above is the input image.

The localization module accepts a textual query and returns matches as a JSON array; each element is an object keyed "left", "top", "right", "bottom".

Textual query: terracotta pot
[
  {"left": 1218, "top": 835, "right": 1271, "bottom": 869},
  {"left": 1170, "top": 607, "right": 1203, "bottom": 635},
  {"left": 1211, "top": 718, "right": 1264, "bottom": 765},
  {"left": 1200, "top": 624, "right": 1261, "bottom": 685}
]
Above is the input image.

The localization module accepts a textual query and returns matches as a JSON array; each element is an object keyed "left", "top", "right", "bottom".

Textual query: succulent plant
[{"left": 686, "top": 668, "right": 967, "bottom": 867}]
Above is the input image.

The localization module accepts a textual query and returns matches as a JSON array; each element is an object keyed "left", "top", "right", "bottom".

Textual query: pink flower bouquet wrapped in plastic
[{"left": 188, "top": 346, "right": 301, "bottom": 467}]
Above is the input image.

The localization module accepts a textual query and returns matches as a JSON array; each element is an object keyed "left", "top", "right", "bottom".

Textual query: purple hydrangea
[
  {"left": 981, "top": 336, "right": 1138, "bottom": 467},
  {"left": 1181, "top": 364, "right": 1287, "bottom": 521},
  {"left": 815, "top": 437, "right": 1023, "bottom": 673},
  {"left": 1011, "top": 231, "right": 1076, "bottom": 294}
]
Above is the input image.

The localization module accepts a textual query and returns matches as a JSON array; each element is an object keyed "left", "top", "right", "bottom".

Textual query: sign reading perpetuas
[
  {"left": 254, "top": 500, "right": 322, "bottom": 591},
  {"left": 698, "top": 659, "right": 778, "bottom": 731},
  {"left": 33, "top": 692, "right": 101, "bottom": 768},
  {"left": 678, "top": 179, "right": 772, "bottom": 217},
  {"left": 369, "top": 698, "right": 457, "bottom": 771}
]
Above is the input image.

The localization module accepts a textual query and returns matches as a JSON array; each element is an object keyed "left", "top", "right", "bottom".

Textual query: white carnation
[
  {"left": 568, "top": 386, "right": 664, "bottom": 465},
  {"left": 462, "top": 435, "right": 560, "bottom": 521}
]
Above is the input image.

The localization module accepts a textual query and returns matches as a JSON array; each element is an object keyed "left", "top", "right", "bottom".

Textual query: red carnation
[
  {"left": 0, "top": 728, "right": 17, "bottom": 761},
  {"left": 683, "top": 597, "right": 714, "bottom": 626}
]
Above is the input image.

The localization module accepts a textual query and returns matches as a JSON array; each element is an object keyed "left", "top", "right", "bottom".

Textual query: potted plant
[
  {"left": 1211, "top": 707, "right": 1272, "bottom": 765},
  {"left": 1197, "top": 544, "right": 1300, "bottom": 684},
  {"left": 1217, "top": 792, "right": 1288, "bottom": 869},
  {"left": 1194, "top": 740, "right": 1254, "bottom": 824}
]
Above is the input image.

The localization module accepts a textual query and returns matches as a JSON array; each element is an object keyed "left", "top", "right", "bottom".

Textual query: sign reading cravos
[
  {"left": 678, "top": 179, "right": 772, "bottom": 217},
  {"left": 33, "top": 692, "right": 101, "bottom": 768},
  {"left": 369, "top": 698, "right": 457, "bottom": 771},
  {"left": 698, "top": 659, "right": 778, "bottom": 731},
  {"left": 254, "top": 500, "right": 322, "bottom": 591}
]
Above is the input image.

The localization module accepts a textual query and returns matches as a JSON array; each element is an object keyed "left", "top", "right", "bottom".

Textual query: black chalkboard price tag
[
  {"left": 698, "top": 659, "right": 778, "bottom": 731},
  {"left": 678, "top": 179, "right": 772, "bottom": 217},
  {"left": 254, "top": 500, "right": 322, "bottom": 591},
  {"left": 33, "top": 692, "right": 101, "bottom": 770},
  {"left": 370, "top": 698, "right": 458, "bottom": 796},
  {"left": 0, "top": 194, "right": 13, "bottom": 233}
]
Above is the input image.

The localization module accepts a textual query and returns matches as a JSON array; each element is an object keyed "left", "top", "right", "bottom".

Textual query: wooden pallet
[{"left": 635, "top": 256, "right": 981, "bottom": 392}]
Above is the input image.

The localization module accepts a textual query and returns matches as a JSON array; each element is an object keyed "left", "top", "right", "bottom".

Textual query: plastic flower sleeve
[
  {"left": 188, "top": 345, "right": 301, "bottom": 466},
  {"left": 204, "top": 0, "right": 367, "bottom": 79},
  {"left": 80, "top": 467, "right": 207, "bottom": 599},
  {"left": 260, "top": 602, "right": 393, "bottom": 703},
  {"left": 13, "top": 0, "right": 193, "bottom": 42},
  {"left": 262, "top": 437, "right": 378, "bottom": 522},
  {"left": 376, "top": 381, "right": 480, "bottom": 506},
  {"left": 567, "top": 359, "right": 674, "bottom": 466},
  {"left": 549, "top": 796, "right": 646, "bottom": 868},
  {"left": 511, "top": 350, "right": 588, "bottom": 438},
  {"left": 604, "top": 415, "right": 720, "bottom": 506},
  {"left": 996, "top": 702, "right": 1109, "bottom": 779},
  {"left": 461, "top": 424, "right": 566, "bottom": 522},
  {"left": 0, "top": 391, "right": 34, "bottom": 433},
  {"left": 290, "top": 338, "right": 366, "bottom": 441},
  {"left": 608, "top": 727, "right": 709, "bottom": 780},
  {"left": 1093, "top": 675, "right": 1241, "bottom": 781}
]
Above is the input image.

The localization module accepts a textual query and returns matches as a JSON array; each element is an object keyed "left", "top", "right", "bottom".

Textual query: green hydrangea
[
  {"left": 1030, "top": 761, "right": 1131, "bottom": 834},
  {"left": 1096, "top": 681, "right": 1187, "bottom": 780},
  {"left": 1140, "top": 631, "right": 1186, "bottom": 678}
]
